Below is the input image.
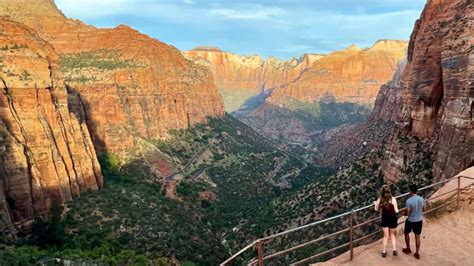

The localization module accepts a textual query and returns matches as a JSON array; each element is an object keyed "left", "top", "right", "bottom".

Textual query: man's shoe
[
  {"left": 414, "top": 253, "right": 420, "bottom": 259},
  {"left": 393, "top": 250, "right": 398, "bottom": 256},
  {"left": 402, "top": 248, "right": 411, "bottom": 254},
  {"left": 381, "top": 251, "right": 387, "bottom": 258}
]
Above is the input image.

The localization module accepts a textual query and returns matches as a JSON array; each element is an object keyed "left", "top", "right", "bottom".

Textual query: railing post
[
  {"left": 349, "top": 211, "right": 354, "bottom": 260},
  {"left": 258, "top": 240, "right": 263, "bottom": 266},
  {"left": 456, "top": 176, "right": 461, "bottom": 208}
]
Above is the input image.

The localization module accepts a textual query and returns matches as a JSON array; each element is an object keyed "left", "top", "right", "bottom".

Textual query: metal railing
[{"left": 221, "top": 175, "right": 474, "bottom": 266}]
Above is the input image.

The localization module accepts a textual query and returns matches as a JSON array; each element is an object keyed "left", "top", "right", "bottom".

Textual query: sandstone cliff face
[
  {"left": 185, "top": 41, "right": 407, "bottom": 112},
  {"left": 0, "top": 0, "right": 225, "bottom": 153},
  {"left": 370, "top": 59, "right": 407, "bottom": 122},
  {"left": 0, "top": 19, "right": 102, "bottom": 229},
  {"left": 184, "top": 47, "right": 323, "bottom": 112},
  {"left": 267, "top": 40, "right": 408, "bottom": 107},
  {"left": 382, "top": 0, "right": 473, "bottom": 182}
]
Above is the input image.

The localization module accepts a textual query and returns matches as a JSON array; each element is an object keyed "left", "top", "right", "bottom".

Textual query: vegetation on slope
[
  {"left": 241, "top": 100, "right": 372, "bottom": 147},
  {"left": 1, "top": 115, "right": 332, "bottom": 265},
  {"left": 0, "top": 115, "right": 435, "bottom": 265}
]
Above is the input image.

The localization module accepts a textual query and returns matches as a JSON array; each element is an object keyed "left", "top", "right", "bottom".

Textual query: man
[{"left": 402, "top": 184, "right": 426, "bottom": 259}]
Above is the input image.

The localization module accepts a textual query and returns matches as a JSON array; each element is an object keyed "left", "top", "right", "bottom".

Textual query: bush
[{"left": 29, "top": 202, "right": 71, "bottom": 248}]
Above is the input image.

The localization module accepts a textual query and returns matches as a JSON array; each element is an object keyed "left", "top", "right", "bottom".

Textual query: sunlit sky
[{"left": 55, "top": 0, "right": 426, "bottom": 59}]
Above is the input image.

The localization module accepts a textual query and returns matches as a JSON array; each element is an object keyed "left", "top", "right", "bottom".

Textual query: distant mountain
[
  {"left": 185, "top": 40, "right": 407, "bottom": 146},
  {"left": 184, "top": 48, "right": 324, "bottom": 112},
  {"left": 185, "top": 40, "right": 407, "bottom": 111}
]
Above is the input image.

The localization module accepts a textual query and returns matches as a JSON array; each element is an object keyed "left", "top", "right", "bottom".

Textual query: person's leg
[
  {"left": 413, "top": 221, "right": 422, "bottom": 259},
  {"left": 403, "top": 221, "right": 412, "bottom": 254},
  {"left": 415, "top": 234, "right": 421, "bottom": 254},
  {"left": 404, "top": 233, "right": 410, "bottom": 249},
  {"left": 382, "top": 227, "right": 389, "bottom": 253},
  {"left": 414, "top": 221, "right": 423, "bottom": 256},
  {"left": 390, "top": 228, "right": 397, "bottom": 251}
]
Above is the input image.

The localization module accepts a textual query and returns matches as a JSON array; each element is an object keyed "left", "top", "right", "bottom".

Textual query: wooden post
[
  {"left": 258, "top": 240, "right": 263, "bottom": 266},
  {"left": 349, "top": 211, "right": 354, "bottom": 260},
  {"left": 456, "top": 176, "right": 461, "bottom": 208}
]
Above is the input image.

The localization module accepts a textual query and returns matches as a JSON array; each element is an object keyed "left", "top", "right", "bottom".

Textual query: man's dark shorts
[{"left": 404, "top": 220, "right": 423, "bottom": 235}]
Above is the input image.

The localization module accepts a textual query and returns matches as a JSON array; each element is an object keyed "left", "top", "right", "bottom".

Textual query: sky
[{"left": 55, "top": 0, "right": 426, "bottom": 59}]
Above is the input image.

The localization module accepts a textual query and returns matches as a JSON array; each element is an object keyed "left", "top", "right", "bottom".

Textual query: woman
[{"left": 374, "top": 185, "right": 399, "bottom": 257}]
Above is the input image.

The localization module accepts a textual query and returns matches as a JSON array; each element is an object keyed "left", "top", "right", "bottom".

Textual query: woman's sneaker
[
  {"left": 381, "top": 251, "right": 387, "bottom": 258},
  {"left": 393, "top": 250, "right": 398, "bottom": 256}
]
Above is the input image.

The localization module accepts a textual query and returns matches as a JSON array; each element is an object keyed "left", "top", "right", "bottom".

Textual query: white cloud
[
  {"left": 54, "top": 0, "right": 424, "bottom": 58},
  {"left": 209, "top": 6, "right": 284, "bottom": 20}
]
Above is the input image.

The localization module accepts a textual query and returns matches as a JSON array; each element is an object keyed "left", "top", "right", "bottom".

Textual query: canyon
[
  {"left": 184, "top": 40, "right": 407, "bottom": 111},
  {"left": 0, "top": 0, "right": 472, "bottom": 264},
  {"left": 0, "top": 0, "right": 225, "bottom": 154},
  {"left": 0, "top": 0, "right": 224, "bottom": 229},
  {"left": 185, "top": 40, "right": 408, "bottom": 146}
]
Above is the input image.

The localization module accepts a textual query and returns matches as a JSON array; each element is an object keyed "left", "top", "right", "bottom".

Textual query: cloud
[
  {"left": 54, "top": 0, "right": 425, "bottom": 58},
  {"left": 209, "top": 5, "right": 284, "bottom": 20}
]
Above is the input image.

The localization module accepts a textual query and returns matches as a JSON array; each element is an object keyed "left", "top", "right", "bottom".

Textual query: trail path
[{"left": 316, "top": 169, "right": 474, "bottom": 266}]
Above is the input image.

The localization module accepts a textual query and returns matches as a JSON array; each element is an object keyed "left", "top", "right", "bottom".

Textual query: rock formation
[
  {"left": 0, "top": 18, "right": 102, "bottom": 230},
  {"left": 370, "top": 59, "right": 407, "bottom": 122},
  {"left": 267, "top": 40, "right": 408, "bottom": 107},
  {"left": 0, "top": 0, "right": 225, "bottom": 231},
  {"left": 185, "top": 40, "right": 407, "bottom": 113},
  {"left": 184, "top": 48, "right": 324, "bottom": 112},
  {"left": 0, "top": 0, "right": 225, "bottom": 153},
  {"left": 382, "top": 0, "right": 473, "bottom": 182}
]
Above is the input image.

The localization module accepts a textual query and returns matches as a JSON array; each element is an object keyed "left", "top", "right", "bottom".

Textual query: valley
[{"left": 0, "top": 0, "right": 473, "bottom": 265}]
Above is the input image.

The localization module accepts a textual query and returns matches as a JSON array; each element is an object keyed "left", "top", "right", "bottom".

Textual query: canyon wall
[
  {"left": 0, "top": 0, "right": 225, "bottom": 153},
  {"left": 185, "top": 40, "right": 407, "bottom": 112},
  {"left": 0, "top": 0, "right": 225, "bottom": 230},
  {"left": 267, "top": 40, "right": 408, "bottom": 107},
  {"left": 184, "top": 47, "right": 324, "bottom": 112},
  {"left": 0, "top": 19, "right": 102, "bottom": 230},
  {"left": 370, "top": 59, "right": 407, "bottom": 122},
  {"left": 382, "top": 0, "right": 473, "bottom": 182}
]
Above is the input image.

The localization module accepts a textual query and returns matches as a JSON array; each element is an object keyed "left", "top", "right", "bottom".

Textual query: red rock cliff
[
  {"left": 185, "top": 41, "right": 407, "bottom": 112},
  {"left": 268, "top": 40, "right": 408, "bottom": 107},
  {"left": 184, "top": 48, "right": 323, "bottom": 112},
  {"left": 0, "top": 0, "right": 225, "bottom": 153},
  {"left": 0, "top": 19, "right": 102, "bottom": 230},
  {"left": 370, "top": 59, "right": 407, "bottom": 122},
  {"left": 382, "top": 0, "right": 473, "bottom": 182}
]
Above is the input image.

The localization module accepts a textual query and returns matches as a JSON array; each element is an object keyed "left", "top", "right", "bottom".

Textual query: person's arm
[
  {"left": 392, "top": 197, "right": 399, "bottom": 214},
  {"left": 405, "top": 207, "right": 411, "bottom": 216},
  {"left": 404, "top": 200, "right": 411, "bottom": 216},
  {"left": 423, "top": 199, "right": 427, "bottom": 212},
  {"left": 374, "top": 198, "right": 380, "bottom": 211}
]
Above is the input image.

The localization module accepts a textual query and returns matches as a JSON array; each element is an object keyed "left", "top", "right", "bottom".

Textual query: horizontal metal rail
[
  {"left": 291, "top": 242, "right": 350, "bottom": 266},
  {"left": 352, "top": 216, "right": 381, "bottom": 229},
  {"left": 259, "top": 211, "right": 351, "bottom": 241},
  {"left": 353, "top": 228, "right": 383, "bottom": 244},
  {"left": 261, "top": 227, "right": 350, "bottom": 261},
  {"left": 221, "top": 175, "right": 473, "bottom": 265},
  {"left": 219, "top": 241, "right": 257, "bottom": 266}
]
